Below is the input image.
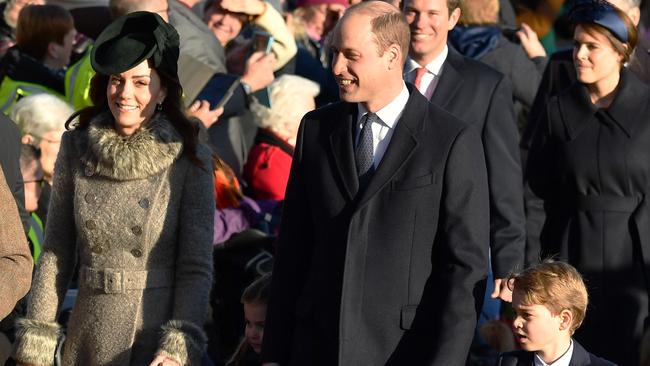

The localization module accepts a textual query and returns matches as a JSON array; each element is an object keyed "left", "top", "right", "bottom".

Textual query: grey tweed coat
[{"left": 13, "top": 112, "right": 215, "bottom": 366}]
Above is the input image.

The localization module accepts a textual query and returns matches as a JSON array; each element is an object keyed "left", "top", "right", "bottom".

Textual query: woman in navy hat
[
  {"left": 526, "top": 1, "right": 649, "bottom": 364},
  {"left": 12, "top": 11, "right": 214, "bottom": 366}
]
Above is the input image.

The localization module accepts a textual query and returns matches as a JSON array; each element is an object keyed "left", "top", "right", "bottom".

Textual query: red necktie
[{"left": 413, "top": 67, "right": 427, "bottom": 90}]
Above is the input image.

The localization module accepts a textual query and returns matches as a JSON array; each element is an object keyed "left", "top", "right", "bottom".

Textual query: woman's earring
[{"left": 156, "top": 103, "right": 163, "bottom": 111}]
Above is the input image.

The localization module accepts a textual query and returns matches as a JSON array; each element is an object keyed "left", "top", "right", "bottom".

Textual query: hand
[
  {"left": 149, "top": 354, "right": 181, "bottom": 366},
  {"left": 241, "top": 51, "right": 276, "bottom": 93},
  {"left": 490, "top": 278, "right": 513, "bottom": 302},
  {"left": 220, "top": 0, "right": 265, "bottom": 16},
  {"left": 516, "top": 23, "right": 547, "bottom": 59},
  {"left": 186, "top": 100, "right": 224, "bottom": 129}
]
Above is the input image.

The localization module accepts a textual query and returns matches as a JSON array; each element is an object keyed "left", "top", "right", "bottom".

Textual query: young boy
[{"left": 498, "top": 261, "right": 616, "bottom": 366}]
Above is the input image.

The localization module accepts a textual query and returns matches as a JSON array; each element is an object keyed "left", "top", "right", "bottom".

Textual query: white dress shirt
[
  {"left": 533, "top": 340, "right": 574, "bottom": 366},
  {"left": 404, "top": 45, "right": 449, "bottom": 99},
  {"left": 355, "top": 83, "right": 410, "bottom": 168}
]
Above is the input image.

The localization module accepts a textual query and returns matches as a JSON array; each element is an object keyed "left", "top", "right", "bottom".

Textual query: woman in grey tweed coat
[{"left": 12, "top": 12, "right": 215, "bottom": 366}]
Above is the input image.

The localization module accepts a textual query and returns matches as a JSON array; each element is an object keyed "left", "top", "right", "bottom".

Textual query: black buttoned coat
[
  {"left": 261, "top": 87, "right": 490, "bottom": 365},
  {"left": 526, "top": 70, "right": 650, "bottom": 365}
]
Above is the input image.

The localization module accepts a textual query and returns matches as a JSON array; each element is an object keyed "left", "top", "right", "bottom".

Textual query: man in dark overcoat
[
  {"left": 403, "top": 0, "right": 525, "bottom": 299},
  {"left": 261, "top": 2, "right": 490, "bottom": 365}
]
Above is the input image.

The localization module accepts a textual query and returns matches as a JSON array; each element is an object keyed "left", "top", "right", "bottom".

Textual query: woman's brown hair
[{"left": 65, "top": 62, "right": 204, "bottom": 167}]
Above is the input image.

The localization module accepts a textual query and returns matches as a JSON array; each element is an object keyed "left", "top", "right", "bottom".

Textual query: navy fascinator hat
[
  {"left": 568, "top": 0, "right": 629, "bottom": 42},
  {"left": 91, "top": 11, "right": 180, "bottom": 83}
]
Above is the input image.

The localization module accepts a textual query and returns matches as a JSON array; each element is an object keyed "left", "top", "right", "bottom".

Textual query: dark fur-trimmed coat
[{"left": 13, "top": 112, "right": 215, "bottom": 366}]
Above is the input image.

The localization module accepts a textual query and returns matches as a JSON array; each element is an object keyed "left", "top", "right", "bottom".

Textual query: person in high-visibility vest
[{"left": 0, "top": 4, "right": 77, "bottom": 115}]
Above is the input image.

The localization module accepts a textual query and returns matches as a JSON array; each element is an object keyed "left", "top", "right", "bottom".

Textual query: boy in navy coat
[{"left": 498, "top": 262, "right": 616, "bottom": 366}]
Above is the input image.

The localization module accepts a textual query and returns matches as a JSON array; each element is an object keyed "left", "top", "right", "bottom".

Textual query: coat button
[
  {"left": 85, "top": 220, "right": 96, "bottom": 230},
  {"left": 92, "top": 245, "right": 103, "bottom": 254},
  {"left": 139, "top": 198, "right": 150, "bottom": 209},
  {"left": 149, "top": 175, "right": 159, "bottom": 183},
  {"left": 85, "top": 192, "right": 95, "bottom": 204},
  {"left": 131, "top": 248, "right": 143, "bottom": 257},
  {"left": 131, "top": 226, "right": 142, "bottom": 235},
  {"left": 84, "top": 166, "right": 94, "bottom": 177}
]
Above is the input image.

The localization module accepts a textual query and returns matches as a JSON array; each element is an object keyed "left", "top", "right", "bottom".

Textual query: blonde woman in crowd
[{"left": 244, "top": 74, "right": 319, "bottom": 201}]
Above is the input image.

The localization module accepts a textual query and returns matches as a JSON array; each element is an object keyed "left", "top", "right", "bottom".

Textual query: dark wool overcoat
[
  {"left": 426, "top": 47, "right": 525, "bottom": 279},
  {"left": 526, "top": 69, "right": 650, "bottom": 366},
  {"left": 13, "top": 112, "right": 215, "bottom": 366},
  {"left": 262, "top": 87, "right": 490, "bottom": 365}
]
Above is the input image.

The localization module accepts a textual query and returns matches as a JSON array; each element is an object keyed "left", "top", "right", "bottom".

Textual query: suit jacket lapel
[
  {"left": 357, "top": 86, "right": 422, "bottom": 208},
  {"left": 328, "top": 103, "right": 359, "bottom": 202},
  {"left": 429, "top": 47, "right": 464, "bottom": 108}
]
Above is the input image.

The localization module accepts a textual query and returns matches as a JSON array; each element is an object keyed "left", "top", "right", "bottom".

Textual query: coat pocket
[
  {"left": 392, "top": 173, "right": 435, "bottom": 191},
  {"left": 399, "top": 304, "right": 418, "bottom": 330}
]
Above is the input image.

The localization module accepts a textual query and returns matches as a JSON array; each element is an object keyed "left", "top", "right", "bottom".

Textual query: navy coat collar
[
  {"left": 559, "top": 68, "right": 650, "bottom": 140},
  {"left": 498, "top": 340, "right": 615, "bottom": 366}
]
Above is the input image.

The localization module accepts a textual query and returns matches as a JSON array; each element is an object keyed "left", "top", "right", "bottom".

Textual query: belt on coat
[
  {"left": 80, "top": 266, "right": 175, "bottom": 294},
  {"left": 574, "top": 194, "right": 642, "bottom": 212}
]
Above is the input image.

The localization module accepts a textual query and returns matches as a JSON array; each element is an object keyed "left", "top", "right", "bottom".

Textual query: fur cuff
[
  {"left": 157, "top": 320, "right": 206, "bottom": 366},
  {"left": 13, "top": 318, "right": 61, "bottom": 366}
]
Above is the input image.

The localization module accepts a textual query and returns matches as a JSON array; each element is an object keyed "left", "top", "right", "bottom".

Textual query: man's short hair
[
  {"left": 510, "top": 261, "right": 589, "bottom": 334},
  {"left": 343, "top": 1, "right": 410, "bottom": 64},
  {"left": 15, "top": 4, "right": 74, "bottom": 61},
  {"left": 447, "top": 0, "right": 460, "bottom": 12}
]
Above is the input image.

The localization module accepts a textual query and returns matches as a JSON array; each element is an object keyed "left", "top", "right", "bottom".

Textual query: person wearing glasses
[{"left": 12, "top": 94, "right": 73, "bottom": 226}]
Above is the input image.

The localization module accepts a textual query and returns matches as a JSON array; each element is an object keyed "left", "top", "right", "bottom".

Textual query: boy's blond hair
[{"left": 510, "top": 261, "right": 588, "bottom": 334}]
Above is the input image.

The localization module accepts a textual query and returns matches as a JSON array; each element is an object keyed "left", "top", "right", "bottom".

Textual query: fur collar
[{"left": 82, "top": 111, "right": 183, "bottom": 180}]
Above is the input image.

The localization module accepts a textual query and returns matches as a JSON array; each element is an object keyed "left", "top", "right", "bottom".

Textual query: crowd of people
[{"left": 0, "top": 0, "right": 649, "bottom": 365}]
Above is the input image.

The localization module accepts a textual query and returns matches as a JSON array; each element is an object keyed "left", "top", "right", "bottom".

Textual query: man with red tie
[{"left": 403, "top": 0, "right": 525, "bottom": 301}]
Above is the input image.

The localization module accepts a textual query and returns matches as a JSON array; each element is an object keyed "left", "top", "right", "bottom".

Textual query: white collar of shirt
[
  {"left": 357, "top": 83, "right": 410, "bottom": 131},
  {"left": 355, "top": 83, "right": 410, "bottom": 166},
  {"left": 404, "top": 44, "right": 448, "bottom": 77},
  {"left": 404, "top": 45, "right": 448, "bottom": 99},
  {"left": 533, "top": 340, "right": 574, "bottom": 366}
]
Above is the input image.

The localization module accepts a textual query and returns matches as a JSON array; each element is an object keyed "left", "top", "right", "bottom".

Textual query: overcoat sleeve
[
  {"left": 483, "top": 76, "right": 526, "bottom": 278},
  {"left": 260, "top": 118, "right": 313, "bottom": 364},
  {"left": 157, "top": 143, "right": 215, "bottom": 366},
  {"left": 523, "top": 101, "right": 556, "bottom": 264},
  {"left": 14, "top": 132, "right": 78, "bottom": 366},
  {"left": 525, "top": 102, "right": 555, "bottom": 200},
  {"left": 387, "top": 124, "right": 490, "bottom": 365},
  {"left": 0, "top": 165, "right": 32, "bottom": 320}
]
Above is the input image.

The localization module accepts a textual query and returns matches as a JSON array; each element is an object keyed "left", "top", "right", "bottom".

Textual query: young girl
[{"left": 227, "top": 273, "right": 271, "bottom": 366}]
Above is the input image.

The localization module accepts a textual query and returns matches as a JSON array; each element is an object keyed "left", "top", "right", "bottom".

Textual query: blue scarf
[{"left": 449, "top": 26, "right": 502, "bottom": 59}]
